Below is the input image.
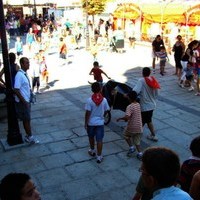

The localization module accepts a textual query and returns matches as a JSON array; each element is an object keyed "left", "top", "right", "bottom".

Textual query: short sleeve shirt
[
  {"left": 125, "top": 102, "right": 142, "bottom": 133},
  {"left": 85, "top": 97, "right": 110, "bottom": 126},
  {"left": 14, "top": 70, "right": 31, "bottom": 103},
  {"left": 91, "top": 68, "right": 103, "bottom": 81},
  {"left": 152, "top": 39, "right": 164, "bottom": 52},
  {"left": 152, "top": 186, "right": 193, "bottom": 200},
  {"left": 133, "top": 78, "right": 158, "bottom": 112}
]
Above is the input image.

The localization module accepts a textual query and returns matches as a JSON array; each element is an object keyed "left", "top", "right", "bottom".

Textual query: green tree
[{"left": 82, "top": 0, "right": 108, "bottom": 15}]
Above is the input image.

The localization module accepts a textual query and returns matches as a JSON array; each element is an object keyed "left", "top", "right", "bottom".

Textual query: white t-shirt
[
  {"left": 85, "top": 97, "right": 110, "bottom": 126},
  {"left": 133, "top": 78, "right": 158, "bottom": 112},
  {"left": 14, "top": 69, "right": 31, "bottom": 103},
  {"left": 30, "top": 59, "right": 40, "bottom": 77}
]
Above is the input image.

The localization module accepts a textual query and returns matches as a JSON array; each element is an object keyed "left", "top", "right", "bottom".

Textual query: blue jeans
[{"left": 87, "top": 125, "right": 104, "bottom": 142}]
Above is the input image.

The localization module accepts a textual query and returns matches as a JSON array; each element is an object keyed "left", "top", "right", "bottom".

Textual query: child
[
  {"left": 185, "top": 62, "right": 194, "bottom": 91},
  {"left": 59, "top": 37, "right": 67, "bottom": 60},
  {"left": 31, "top": 53, "right": 41, "bottom": 93},
  {"left": 89, "top": 61, "right": 111, "bottom": 86},
  {"left": 15, "top": 36, "right": 23, "bottom": 58},
  {"left": 85, "top": 82, "right": 110, "bottom": 163},
  {"left": 39, "top": 50, "right": 49, "bottom": 87},
  {"left": 132, "top": 135, "right": 200, "bottom": 200},
  {"left": 116, "top": 90, "right": 143, "bottom": 160},
  {"left": 90, "top": 42, "right": 99, "bottom": 61},
  {"left": 156, "top": 46, "right": 168, "bottom": 76}
]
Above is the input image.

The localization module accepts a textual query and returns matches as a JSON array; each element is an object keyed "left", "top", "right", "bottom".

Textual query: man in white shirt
[{"left": 14, "top": 57, "right": 39, "bottom": 144}]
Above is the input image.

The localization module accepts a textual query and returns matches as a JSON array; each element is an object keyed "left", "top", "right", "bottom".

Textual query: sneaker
[
  {"left": 96, "top": 155, "right": 103, "bottom": 163},
  {"left": 147, "top": 135, "right": 158, "bottom": 142},
  {"left": 88, "top": 149, "right": 96, "bottom": 157},
  {"left": 137, "top": 152, "right": 143, "bottom": 161},
  {"left": 188, "top": 86, "right": 194, "bottom": 91},
  {"left": 160, "top": 72, "right": 164, "bottom": 76},
  {"left": 24, "top": 135, "right": 39, "bottom": 144},
  {"left": 179, "top": 83, "right": 185, "bottom": 88},
  {"left": 195, "top": 92, "right": 200, "bottom": 96},
  {"left": 127, "top": 147, "right": 136, "bottom": 157}
]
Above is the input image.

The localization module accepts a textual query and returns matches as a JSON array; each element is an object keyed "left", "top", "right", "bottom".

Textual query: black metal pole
[
  {"left": 33, "top": 0, "right": 37, "bottom": 18},
  {"left": 0, "top": 0, "right": 23, "bottom": 145},
  {"left": 85, "top": 0, "right": 90, "bottom": 49}
]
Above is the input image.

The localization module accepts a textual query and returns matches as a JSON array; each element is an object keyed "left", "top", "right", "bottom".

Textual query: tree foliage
[{"left": 82, "top": 0, "right": 108, "bottom": 15}]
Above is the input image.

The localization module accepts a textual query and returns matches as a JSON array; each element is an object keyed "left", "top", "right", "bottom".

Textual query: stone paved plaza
[{"left": 0, "top": 41, "right": 200, "bottom": 200}]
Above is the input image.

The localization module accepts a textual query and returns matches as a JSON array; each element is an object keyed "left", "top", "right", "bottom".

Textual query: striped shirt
[
  {"left": 156, "top": 51, "right": 167, "bottom": 60},
  {"left": 125, "top": 102, "right": 143, "bottom": 133}
]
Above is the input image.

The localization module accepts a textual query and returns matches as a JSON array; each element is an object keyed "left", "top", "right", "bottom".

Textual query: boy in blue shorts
[{"left": 85, "top": 82, "right": 110, "bottom": 163}]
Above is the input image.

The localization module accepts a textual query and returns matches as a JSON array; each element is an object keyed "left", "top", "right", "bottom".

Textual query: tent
[
  {"left": 113, "top": 1, "right": 200, "bottom": 25},
  {"left": 113, "top": 3, "right": 140, "bottom": 20},
  {"left": 112, "top": 1, "right": 200, "bottom": 41},
  {"left": 186, "top": 4, "right": 200, "bottom": 26}
]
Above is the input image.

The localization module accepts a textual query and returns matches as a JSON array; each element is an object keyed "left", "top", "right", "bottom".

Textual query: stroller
[
  {"left": 109, "top": 37, "right": 118, "bottom": 52},
  {"left": 109, "top": 36, "right": 125, "bottom": 53},
  {"left": 102, "top": 80, "right": 133, "bottom": 125}
]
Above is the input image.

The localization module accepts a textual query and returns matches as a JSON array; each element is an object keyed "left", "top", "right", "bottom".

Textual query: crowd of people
[
  {"left": 152, "top": 34, "right": 200, "bottom": 96},
  {"left": 0, "top": 11, "right": 200, "bottom": 200}
]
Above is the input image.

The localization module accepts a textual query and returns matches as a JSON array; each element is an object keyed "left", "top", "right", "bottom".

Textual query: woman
[
  {"left": 26, "top": 28, "right": 35, "bottom": 52},
  {"left": 179, "top": 40, "right": 199, "bottom": 88},
  {"left": 172, "top": 35, "right": 185, "bottom": 77}
]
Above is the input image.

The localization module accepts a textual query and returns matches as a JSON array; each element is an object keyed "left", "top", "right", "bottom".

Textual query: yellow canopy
[{"left": 113, "top": 1, "right": 200, "bottom": 25}]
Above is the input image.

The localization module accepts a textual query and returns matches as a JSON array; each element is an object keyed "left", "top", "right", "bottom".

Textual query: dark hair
[
  {"left": 177, "top": 35, "right": 182, "bottom": 39},
  {"left": 142, "top": 67, "right": 151, "bottom": 77},
  {"left": 190, "top": 136, "right": 200, "bottom": 157},
  {"left": 0, "top": 173, "right": 31, "bottom": 200},
  {"left": 128, "top": 91, "right": 138, "bottom": 101},
  {"left": 8, "top": 52, "right": 16, "bottom": 64},
  {"left": 142, "top": 147, "right": 180, "bottom": 188},
  {"left": 156, "top": 35, "right": 161, "bottom": 39},
  {"left": 91, "top": 82, "right": 101, "bottom": 93},
  {"left": 188, "top": 40, "right": 199, "bottom": 50},
  {"left": 93, "top": 61, "right": 99, "bottom": 67},
  {"left": 19, "top": 57, "right": 28, "bottom": 66}
]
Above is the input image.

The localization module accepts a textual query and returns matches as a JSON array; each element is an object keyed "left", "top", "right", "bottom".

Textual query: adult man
[
  {"left": 14, "top": 57, "right": 39, "bottom": 144},
  {"left": 140, "top": 147, "right": 192, "bottom": 200},
  {"left": 152, "top": 35, "right": 165, "bottom": 73},
  {"left": 133, "top": 67, "right": 160, "bottom": 141}
]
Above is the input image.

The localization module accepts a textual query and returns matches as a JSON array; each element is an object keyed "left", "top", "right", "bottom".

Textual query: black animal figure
[{"left": 102, "top": 80, "right": 133, "bottom": 125}]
